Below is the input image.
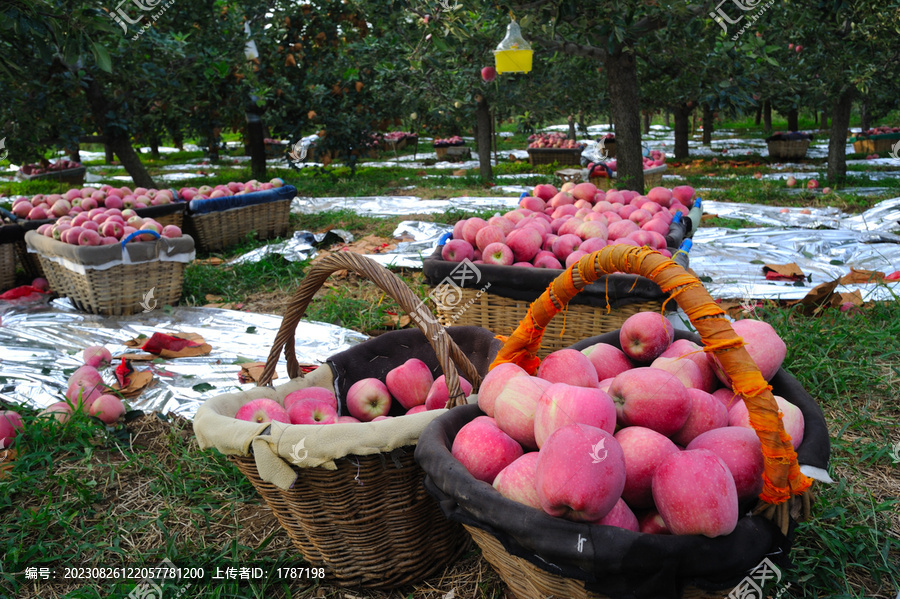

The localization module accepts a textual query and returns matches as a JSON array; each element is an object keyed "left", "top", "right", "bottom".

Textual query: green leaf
[
  {"left": 829, "top": 259, "right": 845, "bottom": 265},
  {"left": 246, "top": 326, "right": 257, "bottom": 334},
  {"left": 192, "top": 383, "right": 216, "bottom": 393},
  {"left": 766, "top": 56, "right": 779, "bottom": 66},
  {"left": 750, "top": 259, "right": 766, "bottom": 264},
  {"left": 91, "top": 41, "right": 112, "bottom": 73}
]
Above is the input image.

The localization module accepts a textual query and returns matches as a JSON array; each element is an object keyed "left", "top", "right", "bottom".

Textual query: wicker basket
[
  {"left": 196, "top": 252, "right": 492, "bottom": 589},
  {"left": 555, "top": 168, "right": 585, "bottom": 184},
  {"left": 15, "top": 166, "right": 86, "bottom": 186},
  {"left": 417, "top": 245, "right": 825, "bottom": 599},
  {"left": 183, "top": 187, "right": 294, "bottom": 252},
  {"left": 766, "top": 139, "right": 810, "bottom": 160},
  {"left": 24, "top": 230, "right": 193, "bottom": 315},
  {"left": 591, "top": 165, "right": 666, "bottom": 191},
  {"left": 0, "top": 238, "right": 16, "bottom": 292},
  {"left": 528, "top": 147, "right": 584, "bottom": 166},
  {"left": 852, "top": 137, "right": 898, "bottom": 154}
]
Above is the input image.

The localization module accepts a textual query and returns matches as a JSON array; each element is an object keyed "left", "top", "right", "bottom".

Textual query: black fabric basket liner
[
  {"left": 187, "top": 185, "right": 296, "bottom": 215},
  {"left": 135, "top": 202, "right": 186, "bottom": 220},
  {"left": 0, "top": 224, "right": 26, "bottom": 245},
  {"left": 327, "top": 326, "right": 501, "bottom": 418},
  {"left": 416, "top": 329, "right": 830, "bottom": 598},
  {"left": 423, "top": 247, "right": 668, "bottom": 309}
]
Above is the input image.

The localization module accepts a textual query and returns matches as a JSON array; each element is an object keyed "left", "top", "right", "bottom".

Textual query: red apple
[
  {"left": 424, "top": 374, "right": 473, "bottom": 410},
  {"left": 533, "top": 383, "right": 616, "bottom": 448},
  {"left": 688, "top": 427, "right": 764, "bottom": 501},
  {"left": 728, "top": 395, "right": 804, "bottom": 449},
  {"left": 651, "top": 449, "right": 739, "bottom": 537},
  {"left": 482, "top": 242, "right": 514, "bottom": 266},
  {"left": 593, "top": 498, "right": 639, "bottom": 532},
  {"left": 88, "top": 394, "right": 126, "bottom": 424},
  {"left": 288, "top": 398, "right": 338, "bottom": 424},
  {"left": 535, "top": 424, "right": 626, "bottom": 522},
  {"left": 0, "top": 411, "right": 24, "bottom": 449},
  {"left": 607, "top": 367, "right": 691, "bottom": 436},
  {"left": 537, "top": 348, "right": 597, "bottom": 388},
  {"left": 670, "top": 388, "right": 728, "bottom": 446},
  {"left": 441, "top": 239, "right": 475, "bottom": 263},
  {"left": 83, "top": 346, "right": 112, "bottom": 369},
  {"left": 581, "top": 343, "right": 634, "bottom": 382},
  {"left": 709, "top": 318, "right": 786, "bottom": 384},
  {"left": 614, "top": 426, "right": 680, "bottom": 508},
  {"left": 452, "top": 415, "right": 523, "bottom": 484},
  {"left": 346, "top": 378, "right": 392, "bottom": 421},
  {"left": 619, "top": 312, "right": 674, "bottom": 363},
  {"left": 283, "top": 387, "right": 338, "bottom": 411},
  {"left": 492, "top": 451, "right": 542, "bottom": 509},
  {"left": 234, "top": 398, "right": 290, "bottom": 424},
  {"left": 477, "top": 362, "right": 529, "bottom": 417},
  {"left": 481, "top": 66, "right": 497, "bottom": 82},
  {"left": 385, "top": 358, "right": 434, "bottom": 410}
]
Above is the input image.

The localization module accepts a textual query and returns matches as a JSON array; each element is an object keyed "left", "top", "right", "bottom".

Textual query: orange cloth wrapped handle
[{"left": 490, "top": 245, "right": 812, "bottom": 506}]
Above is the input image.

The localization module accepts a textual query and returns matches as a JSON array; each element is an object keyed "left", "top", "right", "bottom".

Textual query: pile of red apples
[
  {"left": 35, "top": 209, "right": 182, "bottom": 246},
  {"left": 11, "top": 186, "right": 178, "bottom": 220},
  {"left": 233, "top": 363, "right": 473, "bottom": 425},
  {"left": 527, "top": 133, "right": 584, "bottom": 150},
  {"left": 441, "top": 183, "right": 695, "bottom": 269},
  {"left": 450, "top": 312, "right": 803, "bottom": 538},
  {"left": 177, "top": 178, "right": 284, "bottom": 201}
]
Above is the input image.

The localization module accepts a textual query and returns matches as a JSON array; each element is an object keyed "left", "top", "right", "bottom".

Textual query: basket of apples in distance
[
  {"left": 194, "top": 252, "right": 501, "bottom": 589},
  {"left": 423, "top": 183, "right": 696, "bottom": 356},
  {"left": 416, "top": 244, "right": 829, "bottom": 599},
  {"left": 16, "top": 160, "right": 86, "bottom": 185},
  {"left": 850, "top": 125, "right": 900, "bottom": 154},
  {"left": 527, "top": 133, "right": 586, "bottom": 165},
  {"left": 180, "top": 178, "right": 295, "bottom": 252},
  {"left": 433, "top": 135, "right": 465, "bottom": 160},
  {"left": 588, "top": 150, "right": 667, "bottom": 190},
  {"left": 23, "top": 213, "right": 194, "bottom": 316}
]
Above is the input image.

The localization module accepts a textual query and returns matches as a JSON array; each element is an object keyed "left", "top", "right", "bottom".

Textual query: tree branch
[{"left": 531, "top": 35, "right": 607, "bottom": 61}]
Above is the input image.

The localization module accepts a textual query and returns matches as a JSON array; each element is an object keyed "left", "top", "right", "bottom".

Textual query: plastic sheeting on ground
[
  {"left": 291, "top": 195, "right": 518, "bottom": 217},
  {"left": 702, "top": 196, "right": 900, "bottom": 233},
  {"left": 690, "top": 227, "right": 900, "bottom": 299},
  {"left": 0, "top": 301, "right": 367, "bottom": 418}
]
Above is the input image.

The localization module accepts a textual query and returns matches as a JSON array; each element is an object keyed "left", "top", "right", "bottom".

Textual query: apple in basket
[
  {"left": 284, "top": 387, "right": 338, "bottom": 411},
  {"left": 670, "top": 388, "right": 728, "bottom": 446},
  {"left": 235, "top": 398, "right": 290, "bottom": 424},
  {"left": 593, "top": 498, "right": 639, "bottom": 532},
  {"left": 424, "top": 374, "right": 473, "bottom": 410},
  {"left": 492, "top": 376, "right": 552, "bottom": 449},
  {"left": 619, "top": 311, "right": 674, "bottom": 363},
  {"left": 476, "top": 362, "right": 529, "bottom": 418},
  {"left": 386, "top": 358, "right": 434, "bottom": 410},
  {"left": 659, "top": 339, "right": 718, "bottom": 393},
  {"left": 536, "top": 348, "right": 598, "bottom": 388},
  {"left": 639, "top": 509, "right": 671, "bottom": 534},
  {"left": 728, "top": 395, "right": 805, "bottom": 449},
  {"left": 607, "top": 368, "right": 691, "bottom": 436},
  {"left": 709, "top": 318, "right": 786, "bottom": 384},
  {"left": 535, "top": 424, "right": 626, "bottom": 522},
  {"left": 492, "top": 451, "right": 542, "bottom": 510},
  {"left": 649, "top": 355, "right": 705, "bottom": 390},
  {"left": 533, "top": 383, "right": 616, "bottom": 448},
  {"left": 451, "top": 415, "right": 523, "bottom": 484},
  {"left": 581, "top": 343, "right": 634, "bottom": 382},
  {"left": 615, "top": 426, "right": 680, "bottom": 509},
  {"left": 346, "top": 378, "right": 392, "bottom": 421},
  {"left": 688, "top": 427, "right": 765, "bottom": 501},
  {"left": 651, "top": 449, "right": 739, "bottom": 537},
  {"left": 288, "top": 399, "right": 338, "bottom": 425},
  {"left": 441, "top": 239, "right": 475, "bottom": 263}
]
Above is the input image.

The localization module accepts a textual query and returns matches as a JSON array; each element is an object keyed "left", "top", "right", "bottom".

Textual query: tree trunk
[
  {"left": 207, "top": 129, "right": 220, "bottom": 162},
  {"left": 104, "top": 143, "right": 115, "bottom": 164},
  {"left": 701, "top": 104, "right": 713, "bottom": 146},
  {"left": 673, "top": 104, "right": 691, "bottom": 160},
  {"left": 813, "top": 110, "right": 818, "bottom": 125},
  {"left": 83, "top": 76, "right": 155, "bottom": 188},
  {"left": 246, "top": 116, "right": 267, "bottom": 181},
  {"left": 763, "top": 101, "right": 772, "bottom": 132},
  {"left": 754, "top": 104, "right": 762, "bottom": 125},
  {"left": 475, "top": 94, "right": 493, "bottom": 182},
  {"left": 859, "top": 101, "right": 870, "bottom": 131},
  {"left": 787, "top": 109, "right": 799, "bottom": 132},
  {"left": 149, "top": 136, "right": 160, "bottom": 160},
  {"left": 173, "top": 130, "right": 184, "bottom": 150},
  {"left": 642, "top": 111, "right": 651, "bottom": 135},
  {"left": 826, "top": 89, "right": 853, "bottom": 181},
  {"left": 606, "top": 50, "right": 643, "bottom": 192},
  {"left": 664, "top": 111, "right": 670, "bottom": 128},
  {"left": 567, "top": 115, "right": 576, "bottom": 140},
  {"left": 821, "top": 111, "right": 828, "bottom": 129},
  {"left": 67, "top": 145, "right": 81, "bottom": 163}
]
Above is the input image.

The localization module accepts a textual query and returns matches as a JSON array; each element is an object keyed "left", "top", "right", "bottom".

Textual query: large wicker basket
[
  {"left": 528, "top": 147, "right": 584, "bottom": 166},
  {"left": 766, "top": 139, "right": 810, "bottom": 160},
  {"left": 15, "top": 166, "right": 86, "bottom": 186},
  {"left": 195, "top": 252, "right": 497, "bottom": 589},
  {"left": 851, "top": 136, "right": 899, "bottom": 154},
  {"left": 23, "top": 230, "right": 194, "bottom": 315},
  {"left": 417, "top": 245, "right": 827, "bottom": 599},
  {"left": 0, "top": 230, "right": 16, "bottom": 292},
  {"left": 183, "top": 186, "right": 295, "bottom": 252}
]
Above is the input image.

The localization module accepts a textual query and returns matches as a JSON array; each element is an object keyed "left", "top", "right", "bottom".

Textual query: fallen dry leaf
[
  {"left": 111, "top": 370, "right": 154, "bottom": 398},
  {"left": 238, "top": 362, "right": 273, "bottom": 384}
]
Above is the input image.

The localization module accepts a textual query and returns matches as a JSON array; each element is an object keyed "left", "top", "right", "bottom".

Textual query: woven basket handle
[
  {"left": 258, "top": 252, "right": 481, "bottom": 408},
  {"left": 490, "top": 245, "right": 812, "bottom": 528}
]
